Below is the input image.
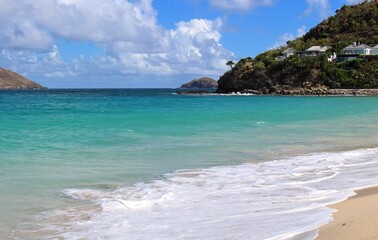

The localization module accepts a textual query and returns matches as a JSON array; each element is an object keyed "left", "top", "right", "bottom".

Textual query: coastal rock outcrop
[
  {"left": 180, "top": 77, "right": 218, "bottom": 89},
  {"left": 0, "top": 67, "right": 45, "bottom": 90}
]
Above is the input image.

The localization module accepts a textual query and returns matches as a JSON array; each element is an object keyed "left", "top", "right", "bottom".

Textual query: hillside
[
  {"left": 217, "top": 0, "right": 378, "bottom": 94},
  {"left": 0, "top": 67, "right": 45, "bottom": 90},
  {"left": 291, "top": 0, "right": 378, "bottom": 52},
  {"left": 180, "top": 77, "right": 218, "bottom": 89}
]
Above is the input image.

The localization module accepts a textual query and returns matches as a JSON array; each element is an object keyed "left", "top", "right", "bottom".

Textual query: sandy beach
[{"left": 317, "top": 187, "right": 378, "bottom": 240}]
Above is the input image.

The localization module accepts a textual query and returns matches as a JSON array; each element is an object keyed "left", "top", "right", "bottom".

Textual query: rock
[
  {"left": 240, "top": 89, "right": 260, "bottom": 94},
  {"left": 0, "top": 67, "right": 46, "bottom": 90},
  {"left": 180, "top": 77, "right": 218, "bottom": 89},
  {"left": 269, "top": 86, "right": 278, "bottom": 93}
]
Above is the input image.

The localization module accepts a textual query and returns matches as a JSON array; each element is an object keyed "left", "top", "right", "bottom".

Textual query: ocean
[{"left": 1, "top": 89, "right": 378, "bottom": 239}]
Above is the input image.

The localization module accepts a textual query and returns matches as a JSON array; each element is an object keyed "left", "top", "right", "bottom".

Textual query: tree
[{"left": 226, "top": 60, "right": 235, "bottom": 70}]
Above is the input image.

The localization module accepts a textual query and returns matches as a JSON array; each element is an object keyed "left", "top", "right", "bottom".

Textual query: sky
[{"left": 0, "top": 0, "right": 366, "bottom": 88}]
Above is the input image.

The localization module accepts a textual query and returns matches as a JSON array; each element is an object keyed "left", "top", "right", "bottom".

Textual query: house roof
[
  {"left": 282, "top": 48, "right": 297, "bottom": 54},
  {"left": 342, "top": 44, "right": 372, "bottom": 51},
  {"left": 342, "top": 44, "right": 356, "bottom": 51},
  {"left": 306, "top": 46, "right": 322, "bottom": 51},
  {"left": 358, "top": 44, "right": 372, "bottom": 49},
  {"left": 306, "top": 46, "right": 331, "bottom": 52}
]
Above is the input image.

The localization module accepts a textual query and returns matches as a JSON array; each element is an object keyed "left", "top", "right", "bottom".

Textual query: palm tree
[{"left": 226, "top": 60, "right": 235, "bottom": 70}]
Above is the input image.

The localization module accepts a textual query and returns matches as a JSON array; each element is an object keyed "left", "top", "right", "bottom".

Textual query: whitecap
[{"left": 13, "top": 148, "right": 378, "bottom": 240}]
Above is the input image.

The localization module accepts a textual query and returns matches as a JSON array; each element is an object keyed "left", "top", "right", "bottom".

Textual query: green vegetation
[
  {"left": 298, "top": 0, "right": 378, "bottom": 52},
  {"left": 218, "top": 0, "right": 378, "bottom": 93}
]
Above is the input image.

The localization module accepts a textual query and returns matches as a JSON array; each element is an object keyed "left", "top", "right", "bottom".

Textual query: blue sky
[{"left": 0, "top": 0, "right": 365, "bottom": 88}]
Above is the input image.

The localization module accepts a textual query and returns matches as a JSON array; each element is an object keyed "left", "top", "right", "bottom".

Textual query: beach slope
[{"left": 317, "top": 187, "right": 378, "bottom": 240}]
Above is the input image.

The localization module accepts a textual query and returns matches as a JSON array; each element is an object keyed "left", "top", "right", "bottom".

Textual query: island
[
  {"left": 217, "top": 0, "right": 378, "bottom": 95},
  {"left": 180, "top": 77, "right": 218, "bottom": 89},
  {"left": 0, "top": 67, "right": 46, "bottom": 90}
]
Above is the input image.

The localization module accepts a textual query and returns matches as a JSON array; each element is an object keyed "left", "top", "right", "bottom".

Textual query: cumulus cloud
[
  {"left": 0, "top": 0, "right": 164, "bottom": 49},
  {"left": 0, "top": 0, "right": 234, "bottom": 83},
  {"left": 271, "top": 26, "right": 306, "bottom": 49},
  {"left": 99, "top": 17, "right": 232, "bottom": 76},
  {"left": 210, "top": 0, "right": 273, "bottom": 11}
]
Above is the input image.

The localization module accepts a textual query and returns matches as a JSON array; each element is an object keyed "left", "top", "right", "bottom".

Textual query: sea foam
[{"left": 14, "top": 148, "right": 378, "bottom": 240}]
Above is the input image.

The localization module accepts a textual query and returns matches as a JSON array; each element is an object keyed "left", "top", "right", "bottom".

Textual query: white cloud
[
  {"left": 0, "top": 0, "right": 162, "bottom": 48},
  {"left": 0, "top": 45, "right": 78, "bottom": 78},
  {"left": 304, "top": 0, "right": 330, "bottom": 18},
  {"left": 296, "top": 26, "right": 307, "bottom": 37},
  {"left": 304, "top": 0, "right": 368, "bottom": 19},
  {"left": 98, "top": 18, "right": 233, "bottom": 76},
  {"left": 0, "top": 0, "right": 234, "bottom": 83},
  {"left": 210, "top": 0, "right": 273, "bottom": 11},
  {"left": 271, "top": 26, "right": 306, "bottom": 49}
]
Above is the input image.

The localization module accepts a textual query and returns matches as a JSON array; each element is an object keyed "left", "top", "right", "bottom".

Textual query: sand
[{"left": 317, "top": 187, "right": 378, "bottom": 240}]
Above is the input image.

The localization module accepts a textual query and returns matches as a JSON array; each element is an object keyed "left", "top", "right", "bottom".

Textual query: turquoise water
[{"left": 1, "top": 89, "right": 378, "bottom": 239}]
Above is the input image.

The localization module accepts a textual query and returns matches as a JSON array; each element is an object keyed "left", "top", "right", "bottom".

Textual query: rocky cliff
[{"left": 0, "top": 67, "right": 45, "bottom": 90}]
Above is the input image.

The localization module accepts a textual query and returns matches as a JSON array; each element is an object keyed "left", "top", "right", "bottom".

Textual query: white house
[
  {"left": 306, "top": 46, "right": 331, "bottom": 52},
  {"left": 371, "top": 45, "right": 378, "bottom": 55},
  {"left": 341, "top": 43, "right": 372, "bottom": 55},
  {"left": 281, "top": 48, "right": 298, "bottom": 58},
  {"left": 303, "top": 46, "right": 331, "bottom": 56}
]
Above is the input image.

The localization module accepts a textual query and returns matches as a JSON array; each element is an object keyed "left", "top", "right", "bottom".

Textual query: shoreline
[
  {"left": 177, "top": 88, "right": 378, "bottom": 96},
  {"left": 316, "top": 186, "right": 378, "bottom": 240},
  {"left": 266, "top": 88, "right": 378, "bottom": 96}
]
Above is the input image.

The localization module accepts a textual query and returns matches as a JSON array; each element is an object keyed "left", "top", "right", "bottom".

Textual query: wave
[{"left": 13, "top": 148, "right": 378, "bottom": 240}]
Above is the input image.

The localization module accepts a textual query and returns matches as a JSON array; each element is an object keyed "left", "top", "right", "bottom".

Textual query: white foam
[
  {"left": 219, "top": 92, "right": 256, "bottom": 96},
  {"left": 17, "top": 148, "right": 378, "bottom": 240}
]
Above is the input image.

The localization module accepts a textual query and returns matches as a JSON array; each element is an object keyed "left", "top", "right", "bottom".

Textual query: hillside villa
[
  {"left": 279, "top": 42, "right": 378, "bottom": 62},
  {"left": 301, "top": 46, "right": 332, "bottom": 57},
  {"left": 341, "top": 43, "right": 372, "bottom": 55},
  {"left": 278, "top": 45, "right": 333, "bottom": 61},
  {"left": 281, "top": 48, "right": 298, "bottom": 58}
]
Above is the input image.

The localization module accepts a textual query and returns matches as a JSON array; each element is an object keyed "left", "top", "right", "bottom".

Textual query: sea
[{"left": 1, "top": 89, "right": 378, "bottom": 240}]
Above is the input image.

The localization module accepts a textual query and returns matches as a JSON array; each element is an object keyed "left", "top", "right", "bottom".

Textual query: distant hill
[
  {"left": 218, "top": 0, "right": 378, "bottom": 94},
  {"left": 0, "top": 67, "right": 45, "bottom": 90},
  {"left": 180, "top": 77, "right": 218, "bottom": 89}
]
